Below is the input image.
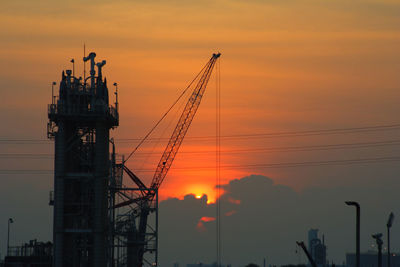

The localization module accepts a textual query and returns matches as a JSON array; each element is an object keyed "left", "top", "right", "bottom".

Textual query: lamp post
[
  {"left": 387, "top": 212, "right": 395, "bottom": 267},
  {"left": 7, "top": 218, "right": 13, "bottom": 256},
  {"left": 51, "top": 82, "right": 57, "bottom": 104},
  {"left": 372, "top": 233, "right": 383, "bottom": 267},
  {"left": 345, "top": 201, "right": 360, "bottom": 267}
]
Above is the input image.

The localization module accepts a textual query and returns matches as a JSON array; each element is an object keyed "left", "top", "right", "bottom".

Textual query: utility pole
[
  {"left": 345, "top": 201, "right": 360, "bottom": 267},
  {"left": 7, "top": 218, "right": 13, "bottom": 256},
  {"left": 372, "top": 233, "right": 383, "bottom": 267},
  {"left": 387, "top": 213, "right": 395, "bottom": 267}
]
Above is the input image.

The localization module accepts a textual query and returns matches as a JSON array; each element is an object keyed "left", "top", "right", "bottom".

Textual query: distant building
[
  {"left": 308, "top": 229, "right": 319, "bottom": 253},
  {"left": 346, "top": 251, "right": 400, "bottom": 267},
  {"left": 307, "top": 229, "right": 327, "bottom": 267}
]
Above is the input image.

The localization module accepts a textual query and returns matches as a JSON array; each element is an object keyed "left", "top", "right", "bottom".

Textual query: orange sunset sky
[{"left": 1, "top": 0, "right": 400, "bottom": 203}]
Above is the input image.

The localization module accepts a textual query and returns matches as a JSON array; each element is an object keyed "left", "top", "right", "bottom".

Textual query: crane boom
[
  {"left": 296, "top": 241, "right": 317, "bottom": 267},
  {"left": 150, "top": 52, "right": 220, "bottom": 193},
  {"left": 113, "top": 53, "right": 221, "bottom": 267}
]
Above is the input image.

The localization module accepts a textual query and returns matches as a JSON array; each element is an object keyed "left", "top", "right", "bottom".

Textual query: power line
[
  {"left": 134, "top": 156, "right": 400, "bottom": 171},
  {"left": 2, "top": 155, "right": 400, "bottom": 174},
  {"left": 2, "top": 123, "right": 400, "bottom": 144},
  {"left": 0, "top": 170, "right": 53, "bottom": 174},
  {"left": 116, "top": 123, "right": 400, "bottom": 141},
  {"left": 0, "top": 154, "right": 53, "bottom": 158},
  {"left": 125, "top": 139, "right": 400, "bottom": 155},
  {"left": 3, "top": 139, "right": 400, "bottom": 158}
]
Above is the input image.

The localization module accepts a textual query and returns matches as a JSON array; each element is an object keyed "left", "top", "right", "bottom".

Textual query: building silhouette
[{"left": 307, "top": 229, "right": 327, "bottom": 267}]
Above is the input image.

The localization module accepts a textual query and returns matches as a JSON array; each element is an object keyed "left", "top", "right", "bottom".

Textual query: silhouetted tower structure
[{"left": 47, "top": 52, "right": 118, "bottom": 267}]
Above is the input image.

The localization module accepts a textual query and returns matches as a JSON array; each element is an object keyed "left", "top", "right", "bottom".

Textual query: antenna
[
  {"left": 71, "top": 59, "right": 75, "bottom": 77},
  {"left": 83, "top": 43, "right": 86, "bottom": 84}
]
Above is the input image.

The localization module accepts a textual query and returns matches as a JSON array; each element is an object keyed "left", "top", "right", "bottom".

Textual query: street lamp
[
  {"left": 346, "top": 201, "right": 360, "bottom": 267},
  {"left": 7, "top": 218, "right": 13, "bottom": 256},
  {"left": 387, "top": 212, "right": 395, "bottom": 267},
  {"left": 372, "top": 233, "right": 383, "bottom": 267}
]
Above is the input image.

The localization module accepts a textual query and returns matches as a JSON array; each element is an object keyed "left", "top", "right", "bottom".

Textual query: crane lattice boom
[
  {"left": 113, "top": 53, "right": 220, "bottom": 267},
  {"left": 149, "top": 53, "right": 220, "bottom": 194}
]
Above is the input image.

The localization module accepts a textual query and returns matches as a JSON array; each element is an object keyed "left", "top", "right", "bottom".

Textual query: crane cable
[
  {"left": 123, "top": 62, "right": 208, "bottom": 164},
  {"left": 135, "top": 88, "right": 191, "bottom": 174},
  {"left": 216, "top": 57, "right": 222, "bottom": 267}
]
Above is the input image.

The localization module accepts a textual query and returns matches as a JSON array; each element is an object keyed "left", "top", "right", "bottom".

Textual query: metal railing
[
  {"left": 8, "top": 242, "right": 52, "bottom": 257},
  {"left": 48, "top": 103, "right": 118, "bottom": 121}
]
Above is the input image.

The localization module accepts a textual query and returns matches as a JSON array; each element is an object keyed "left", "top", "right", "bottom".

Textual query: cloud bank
[{"left": 159, "top": 175, "right": 400, "bottom": 266}]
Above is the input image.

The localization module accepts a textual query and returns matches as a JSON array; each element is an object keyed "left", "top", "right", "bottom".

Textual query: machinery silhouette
[
  {"left": 48, "top": 51, "right": 220, "bottom": 267},
  {"left": 113, "top": 53, "right": 221, "bottom": 266}
]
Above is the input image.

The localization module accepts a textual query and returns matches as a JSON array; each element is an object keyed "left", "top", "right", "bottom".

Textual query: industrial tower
[{"left": 47, "top": 52, "right": 119, "bottom": 267}]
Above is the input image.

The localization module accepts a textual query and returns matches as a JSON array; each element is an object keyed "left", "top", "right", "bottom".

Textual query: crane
[
  {"left": 114, "top": 53, "right": 221, "bottom": 267},
  {"left": 296, "top": 241, "right": 317, "bottom": 267}
]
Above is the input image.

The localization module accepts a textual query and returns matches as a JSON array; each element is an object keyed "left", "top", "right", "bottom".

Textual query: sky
[{"left": 0, "top": 0, "right": 400, "bottom": 265}]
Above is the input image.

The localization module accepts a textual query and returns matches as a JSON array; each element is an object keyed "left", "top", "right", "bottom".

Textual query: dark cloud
[{"left": 159, "top": 175, "right": 400, "bottom": 266}]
